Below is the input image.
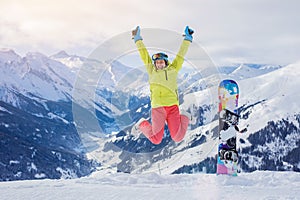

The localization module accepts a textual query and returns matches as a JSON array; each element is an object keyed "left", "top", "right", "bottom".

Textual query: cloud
[{"left": 0, "top": 0, "right": 299, "bottom": 65}]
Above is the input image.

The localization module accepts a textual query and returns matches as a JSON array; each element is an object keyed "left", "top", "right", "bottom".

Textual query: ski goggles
[{"left": 152, "top": 53, "right": 168, "bottom": 61}]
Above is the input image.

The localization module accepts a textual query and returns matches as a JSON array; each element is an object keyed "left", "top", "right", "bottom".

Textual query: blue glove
[
  {"left": 183, "top": 26, "right": 194, "bottom": 42},
  {"left": 132, "top": 26, "right": 143, "bottom": 43}
]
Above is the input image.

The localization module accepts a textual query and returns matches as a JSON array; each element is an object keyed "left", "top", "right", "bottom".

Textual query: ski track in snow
[{"left": 0, "top": 171, "right": 299, "bottom": 200}]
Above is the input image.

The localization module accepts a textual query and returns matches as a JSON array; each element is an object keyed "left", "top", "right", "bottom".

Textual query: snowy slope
[
  {"left": 0, "top": 171, "right": 299, "bottom": 200},
  {"left": 237, "top": 62, "right": 300, "bottom": 132}
]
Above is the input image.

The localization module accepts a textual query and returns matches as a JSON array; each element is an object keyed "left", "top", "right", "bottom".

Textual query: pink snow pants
[{"left": 138, "top": 105, "right": 189, "bottom": 144}]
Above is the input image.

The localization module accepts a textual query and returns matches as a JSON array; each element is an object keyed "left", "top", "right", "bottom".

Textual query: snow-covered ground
[{"left": 0, "top": 171, "right": 299, "bottom": 200}]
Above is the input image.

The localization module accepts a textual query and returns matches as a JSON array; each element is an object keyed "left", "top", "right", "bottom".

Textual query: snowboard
[{"left": 217, "top": 79, "right": 239, "bottom": 176}]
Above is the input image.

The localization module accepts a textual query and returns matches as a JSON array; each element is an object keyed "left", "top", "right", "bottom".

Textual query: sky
[{"left": 0, "top": 0, "right": 299, "bottom": 66}]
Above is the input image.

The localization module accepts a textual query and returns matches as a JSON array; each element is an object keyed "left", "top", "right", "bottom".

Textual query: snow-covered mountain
[
  {"left": 50, "top": 51, "right": 86, "bottom": 73},
  {"left": 228, "top": 63, "right": 282, "bottom": 80},
  {"left": 0, "top": 49, "right": 149, "bottom": 180},
  {"left": 0, "top": 49, "right": 74, "bottom": 104},
  {"left": 0, "top": 49, "right": 98, "bottom": 180},
  {"left": 0, "top": 48, "right": 299, "bottom": 181},
  {"left": 86, "top": 61, "right": 300, "bottom": 174}
]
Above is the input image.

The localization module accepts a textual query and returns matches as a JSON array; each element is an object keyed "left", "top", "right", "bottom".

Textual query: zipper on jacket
[{"left": 164, "top": 70, "right": 168, "bottom": 80}]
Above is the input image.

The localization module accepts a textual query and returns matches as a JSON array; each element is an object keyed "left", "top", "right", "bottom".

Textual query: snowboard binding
[
  {"left": 220, "top": 109, "right": 248, "bottom": 133},
  {"left": 219, "top": 149, "right": 238, "bottom": 162},
  {"left": 220, "top": 109, "right": 239, "bottom": 126}
]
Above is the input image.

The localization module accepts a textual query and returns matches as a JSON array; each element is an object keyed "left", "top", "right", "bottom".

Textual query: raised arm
[
  {"left": 171, "top": 26, "right": 194, "bottom": 72},
  {"left": 132, "top": 26, "right": 153, "bottom": 74}
]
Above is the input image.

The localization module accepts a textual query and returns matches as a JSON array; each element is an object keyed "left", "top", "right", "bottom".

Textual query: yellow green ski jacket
[{"left": 135, "top": 40, "right": 191, "bottom": 108}]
